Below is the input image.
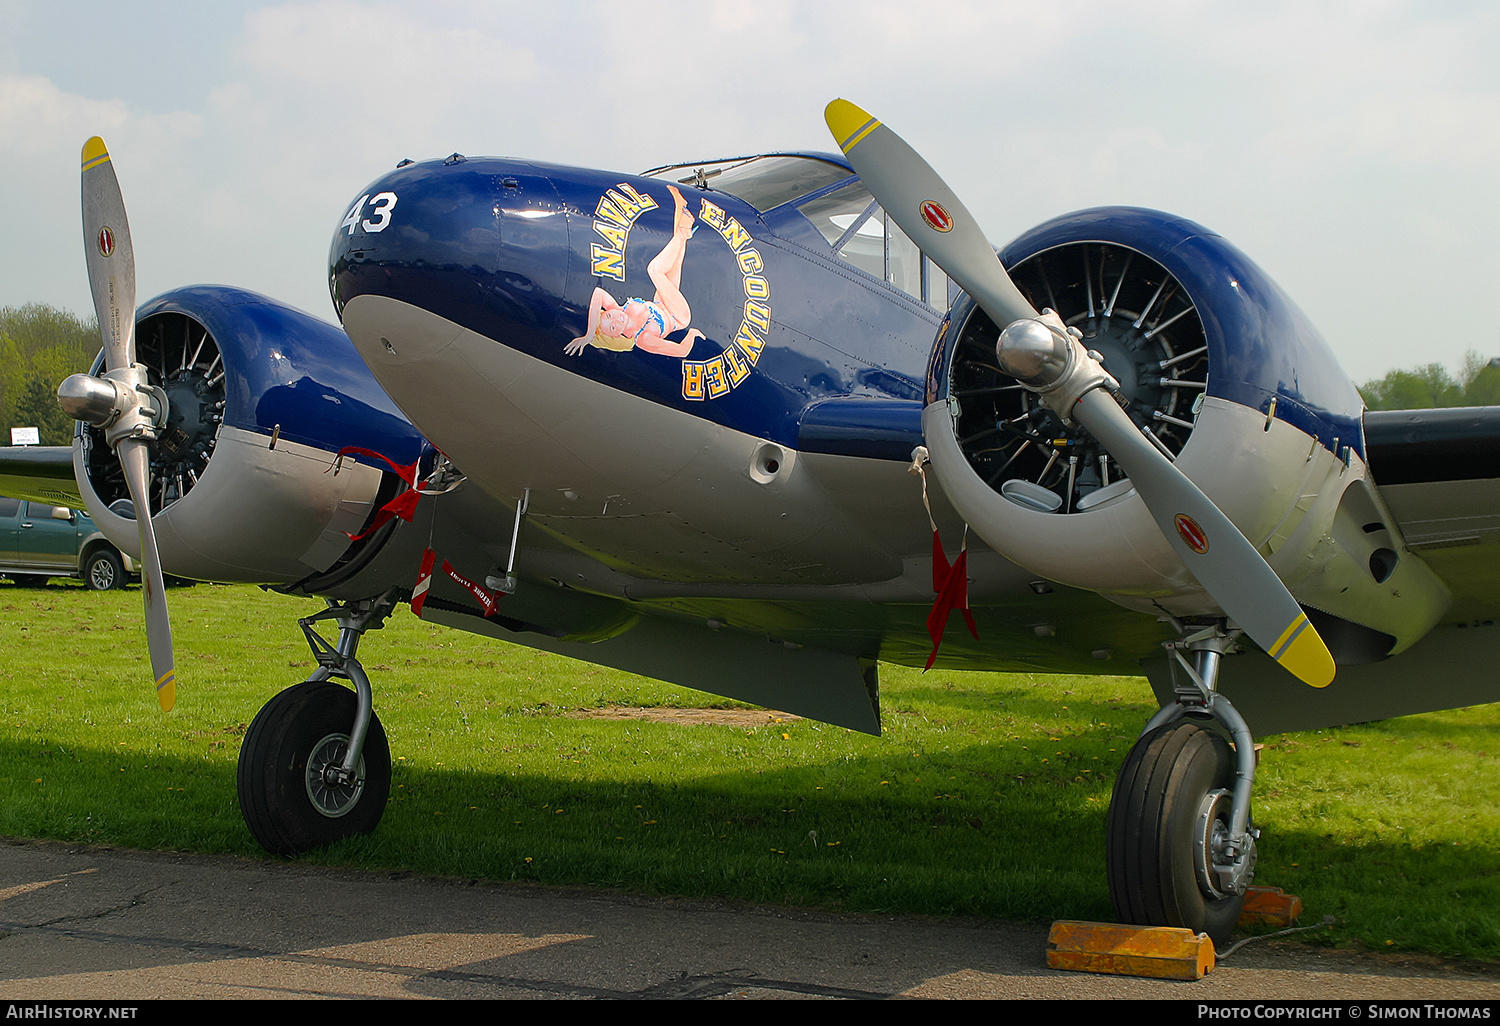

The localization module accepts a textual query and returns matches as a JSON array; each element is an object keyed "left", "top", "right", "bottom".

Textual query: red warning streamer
[
  {"left": 925, "top": 530, "right": 979, "bottom": 670},
  {"left": 440, "top": 557, "right": 500, "bottom": 618},
  {"left": 409, "top": 547, "right": 438, "bottom": 616},
  {"left": 332, "top": 446, "right": 429, "bottom": 540},
  {"left": 409, "top": 546, "right": 500, "bottom": 619},
  {"left": 910, "top": 447, "right": 979, "bottom": 670}
]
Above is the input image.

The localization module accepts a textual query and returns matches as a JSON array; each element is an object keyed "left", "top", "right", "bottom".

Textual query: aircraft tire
[
  {"left": 1105, "top": 719, "right": 1246, "bottom": 946},
  {"left": 237, "top": 680, "right": 390, "bottom": 856}
]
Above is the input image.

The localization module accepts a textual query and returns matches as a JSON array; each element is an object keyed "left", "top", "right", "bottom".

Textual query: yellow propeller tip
[
  {"left": 824, "top": 99, "right": 880, "bottom": 154},
  {"left": 81, "top": 136, "right": 110, "bottom": 171},
  {"left": 157, "top": 670, "right": 176, "bottom": 712},
  {"left": 1272, "top": 620, "right": 1336, "bottom": 688}
]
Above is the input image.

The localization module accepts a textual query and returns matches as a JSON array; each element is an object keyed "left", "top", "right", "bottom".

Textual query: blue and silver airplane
[{"left": 6, "top": 100, "right": 1496, "bottom": 946}]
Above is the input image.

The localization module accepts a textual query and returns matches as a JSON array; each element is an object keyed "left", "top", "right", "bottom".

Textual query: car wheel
[{"left": 85, "top": 549, "right": 125, "bottom": 591}]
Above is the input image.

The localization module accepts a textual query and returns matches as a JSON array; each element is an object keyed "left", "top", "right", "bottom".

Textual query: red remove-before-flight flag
[{"left": 925, "top": 530, "right": 978, "bottom": 670}]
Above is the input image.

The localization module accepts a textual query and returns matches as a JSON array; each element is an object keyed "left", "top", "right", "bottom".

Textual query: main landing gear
[
  {"left": 238, "top": 591, "right": 400, "bottom": 856},
  {"left": 1105, "top": 624, "right": 1259, "bottom": 946}
]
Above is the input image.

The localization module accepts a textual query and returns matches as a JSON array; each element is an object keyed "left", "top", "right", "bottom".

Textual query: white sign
[{"left": 10, "top": 427, "right": 40, "bottom": 446}]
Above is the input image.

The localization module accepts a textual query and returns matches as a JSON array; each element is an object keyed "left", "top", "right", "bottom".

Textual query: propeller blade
[
  {"left": 826, "top": 101, "right": 1335, "bottom": 687},
  {"left": 120, "top": 439, "right": 177, "bottom": 710},
  {"left": 81, "top": 137, "right": 136, "bottom": 373},
  {"left": 1073, "top": 391, "right": 1334, "bottom": 688},
  {"left": 824, "top": 98, "right": 1038, "bottom": 329},
  {"left": 79, "top": 136, "right": 177, "bottom": 711}
]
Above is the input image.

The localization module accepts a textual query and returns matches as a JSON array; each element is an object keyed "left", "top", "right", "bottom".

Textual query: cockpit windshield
[
  {"left": 643, "top": 153, "right": 951, "bottom": 311},
  {"left": 643, "top": 155, "right": 853, "bottom": 213}
]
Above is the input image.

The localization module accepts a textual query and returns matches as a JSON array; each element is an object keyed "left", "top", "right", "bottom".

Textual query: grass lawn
[{"left": 2, "top": 581, "right": 1498, "bottom": 961}]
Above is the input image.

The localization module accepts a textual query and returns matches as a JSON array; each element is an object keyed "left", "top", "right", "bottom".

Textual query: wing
[
  {"left": 0, "top": 446, "right": 84, "bottom": 508},
  {"left": 1364, "top": 406, "right": 1500, "bottom": 622},
  {"left": 1139, "top": 406, "right": 1500, "bottom": 735}
]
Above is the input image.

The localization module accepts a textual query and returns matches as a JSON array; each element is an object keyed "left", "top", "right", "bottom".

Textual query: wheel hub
[
  {"left": 305, "top": 733, "right": 365, "bottom": 818},
  {"left": 1195, "top": 786, "right": 1254, "bottom": 898},
  {"left": 89, "top": 559, "right": 116, "bottom": 590}
]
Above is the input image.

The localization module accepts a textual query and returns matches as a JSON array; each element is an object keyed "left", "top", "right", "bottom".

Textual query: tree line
[
  {"left": 1, "top": 304, "right": 101, "bottom": 446},
  {"left": 1357, "top": 351, "right": 1500, "bottom": 411}
]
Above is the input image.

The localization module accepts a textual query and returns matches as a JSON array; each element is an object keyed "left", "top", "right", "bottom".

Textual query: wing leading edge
[{"left": 0, "top": 446, "right": 84, "bottom": 508}]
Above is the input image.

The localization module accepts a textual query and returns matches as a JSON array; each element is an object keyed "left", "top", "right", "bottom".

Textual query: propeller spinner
[
  {"left": 824, "top": 99, "right": 1334, "bottom": 688},
  {"left": 60, "top": 137, "right": 177, "bottom": 710}
]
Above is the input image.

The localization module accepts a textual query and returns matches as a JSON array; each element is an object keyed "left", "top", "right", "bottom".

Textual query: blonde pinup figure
[{"left": 566, "top": 185, "right": 704, "bottom": 358}]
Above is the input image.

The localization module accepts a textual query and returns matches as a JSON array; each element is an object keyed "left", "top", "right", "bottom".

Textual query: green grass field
[{"left": 2, "top": 581, "right": 1498, "bottom": 962}]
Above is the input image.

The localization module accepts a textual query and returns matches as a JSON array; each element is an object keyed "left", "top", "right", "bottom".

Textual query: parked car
[{"left": 0, "top": 496, "right": 135, "bottom": 589}]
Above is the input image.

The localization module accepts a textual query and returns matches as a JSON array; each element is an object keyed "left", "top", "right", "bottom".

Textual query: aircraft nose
[{"left": 328, "top": 156, "right": 571, "bottom": 347}]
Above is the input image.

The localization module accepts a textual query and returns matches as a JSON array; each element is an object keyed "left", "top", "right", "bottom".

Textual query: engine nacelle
[
  {"left": 924, "top": 208, "right": 1448, "bottom": 659},
  {"left": 75, "top": 286, "right": 427, "bottom": 585}
]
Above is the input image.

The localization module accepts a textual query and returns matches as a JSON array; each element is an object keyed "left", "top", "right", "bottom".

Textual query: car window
[{"left": 0, "top": 498, "right": 17, "bottom": 517}]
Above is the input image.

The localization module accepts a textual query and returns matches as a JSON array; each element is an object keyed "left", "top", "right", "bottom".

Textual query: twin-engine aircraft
[{"left": 5, "top": 100, "right": 1497, "bottom": 945}]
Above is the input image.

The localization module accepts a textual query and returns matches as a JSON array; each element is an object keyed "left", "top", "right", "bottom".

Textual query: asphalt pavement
[{"left": 2, "top": 836, "right": 1498, "bottom": 1001}]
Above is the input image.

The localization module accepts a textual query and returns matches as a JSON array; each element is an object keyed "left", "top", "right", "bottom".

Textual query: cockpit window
[
  {"left": 797, "top": 181, "right": 953, "bottom": 311},
  {"left": 644, "top": 155, "right": 853, "bottom": 213},
  {"left": 644, "top": 158, "right": 955, "bottom": 310},
  {"left": 797, "top": 180, "right": 875, "bottom": 246}
]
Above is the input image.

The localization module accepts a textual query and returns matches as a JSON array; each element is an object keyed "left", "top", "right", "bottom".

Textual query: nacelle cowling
[
  {"left": 75, "top": 286, "right": 427, "bottom": 585},
  {"left": 923, "top": 208, "right": 1448, "bottom": 659}
]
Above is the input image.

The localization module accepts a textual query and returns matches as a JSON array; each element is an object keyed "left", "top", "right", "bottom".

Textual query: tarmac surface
[{"left": 2, "top": 836, "right": 1498, "bottom": 1001}]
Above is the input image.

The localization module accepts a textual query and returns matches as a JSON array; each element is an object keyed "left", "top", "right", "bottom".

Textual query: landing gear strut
[
  {"left": 237, "top": 591, "right": 400, "bottom": 855},
  {"left": 1106, "top": 624, "right": 1258, "bottom": 945}
]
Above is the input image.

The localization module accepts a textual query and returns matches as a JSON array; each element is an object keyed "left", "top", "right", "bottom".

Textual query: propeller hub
[
  {"left": 996, "top": 311, "right": 1119, "bottom": 424},
  {"left": 58, "top": 372, "right": 129, "bottom": 427},
  {"left": 996, "top": 316, "right": 1074, "bottom": 388}
]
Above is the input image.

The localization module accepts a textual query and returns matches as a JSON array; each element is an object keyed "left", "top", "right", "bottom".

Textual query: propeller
[
  {"left": 59, "top": 137, "right": 177, "bottom": 710},
  {"left": 825, "top": 99, "right": 1335, "bottom": 688}
]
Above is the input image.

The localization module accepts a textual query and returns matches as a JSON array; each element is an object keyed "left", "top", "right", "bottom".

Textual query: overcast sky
[{"left": 1, "top": 0, "right": 1495, "bottom": 384}]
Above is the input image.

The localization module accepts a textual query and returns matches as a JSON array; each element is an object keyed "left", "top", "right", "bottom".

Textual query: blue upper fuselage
[
  {"left": 327, "top": 152, "right": 1363, "bottom": 463},
  {"left": 327, "top": 153, "right": 941, "bottom": 457}
]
